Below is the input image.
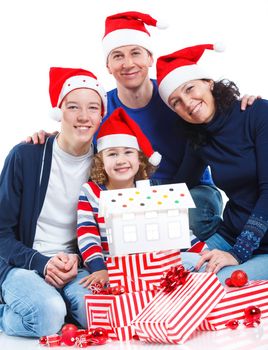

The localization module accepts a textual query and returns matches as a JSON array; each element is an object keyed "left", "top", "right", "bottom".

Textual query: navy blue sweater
[
  {"left": 175, "top": 99, "right": 268, "bottom": 261},
  {"left": 0, "top": 136, "right": 56, "bottom": 288}
]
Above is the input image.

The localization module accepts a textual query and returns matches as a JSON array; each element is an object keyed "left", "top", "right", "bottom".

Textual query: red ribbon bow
[{"left": 160, "top": 265, "right": 190, "bottom": 293}]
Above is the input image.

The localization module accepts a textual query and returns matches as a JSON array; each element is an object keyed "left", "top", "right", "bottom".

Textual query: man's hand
[
  {"left": 195, "top": 249, "right": 239, "bottom": 274},
  {"left": 45, "top": 253, "right": 79, "bottom": 288},
  {"left": 25, "top": 130, "right": 57, "bottom": 144},
  {"left": 79, "top": 270, "right": 109, "bottom": 289},
  {"left": 240, "top": 94, "right": 261, "bottom": 111}
]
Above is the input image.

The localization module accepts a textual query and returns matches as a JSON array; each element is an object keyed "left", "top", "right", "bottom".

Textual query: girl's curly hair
[{"left": 90, "top": 151, "right": 157, "bottom": 185}]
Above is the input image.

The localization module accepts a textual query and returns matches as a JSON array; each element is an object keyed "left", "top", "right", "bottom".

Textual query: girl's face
[
  {"left": 59, "top": 88, "right": 102, "bottom": 155},
  {"left": 168, "top": 79, "right": 216, "bottom": 124},
  {"left": 102, "top": 147, "right": 140, "bottom": 189}
]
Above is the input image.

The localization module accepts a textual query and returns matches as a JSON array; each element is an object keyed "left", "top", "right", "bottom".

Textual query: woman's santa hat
[
  {"left": 102, "top": 11, "right": 167, "bottom": 60},
  {"left": 49, "top": 67, "right": 107, "bottom": 121},
  {"left": 96, "top": 107, "right": 162, "bottom": 166},
  {"left": 156, "top": 43, "right": 225, "bottom": 108}
]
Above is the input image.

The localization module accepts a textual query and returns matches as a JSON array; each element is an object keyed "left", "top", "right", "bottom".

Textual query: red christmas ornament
[
  {"left": 243, "top": 306, "right": 262, "bottom": 327},
  {"left": 39, "top": 335, "right": 47, "bottom": 345},
  {"left": 132, "top": 334, "right": 140, "bottom": 340},
  {"left": 230, "top": 270, "right": 248, "bottom": 287},
  {"left": 225, "top": 277, "right": 233, "bottom": 287},
  {"left": 225, "top": 319, "right": 239, "bottom": 330},
  {"left": 90, "top": 335, "right": 108, "bottom": 345},
  {"left": 61, "top": 323, "right": 79, "bottom": 346},
  {"left": 91, "top": 327, "right": 108, "bottom": 338},
  {"left": 46, "top": 334, "right": 62, "bottom": 347}
]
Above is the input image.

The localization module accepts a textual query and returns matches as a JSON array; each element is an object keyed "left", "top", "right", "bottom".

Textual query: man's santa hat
[
  {"left": 49, "top": 67, "right": 107, "bottom": 121},
  {"left": 102, "top": 11, "right": 167, "bottom": 60},
  {"left": 156, "top": 43, "right": 225, "bottom": 108},
  {"left": 96, "top": 107, "right": 162, "bottom": 166}
]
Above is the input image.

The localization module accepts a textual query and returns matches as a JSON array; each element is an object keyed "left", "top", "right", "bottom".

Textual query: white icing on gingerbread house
[{"left": 99, "top": 181, "right": 195, "bottom": 256}]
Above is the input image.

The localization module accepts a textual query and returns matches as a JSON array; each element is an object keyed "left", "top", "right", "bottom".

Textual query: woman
[
  {"left": 156, "top": 43, "right": 268, "bottom": 284},
  {"left": 0, "top": 67, "right": 107, "bottom": 337}
]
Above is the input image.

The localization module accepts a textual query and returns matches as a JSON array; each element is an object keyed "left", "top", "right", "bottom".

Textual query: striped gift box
[
  {"left": 198, "top": 280, "right": 268, "bottom": 331},
  {"left": 132, "top": 272, "right": 225, "bottom": 344},
  {"left": 85, "top": 290, "right": 157, "bottom": 341},
  {"left": 106, "top": 250, "right": 181, "bottom": 293}
]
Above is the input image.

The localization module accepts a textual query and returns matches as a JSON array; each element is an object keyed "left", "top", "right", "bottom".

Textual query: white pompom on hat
[
  {"left": 156, "top": 43, "right": 225, "bottom": 108},
  {"left": 102, "top": 11, "right": 168, "bottom": 60},
  {"left": 97, "top": 107, "right": 162, "bottom": 166},
  {"left": 49, "top": 67, "right": 107, "bottom": 121}
]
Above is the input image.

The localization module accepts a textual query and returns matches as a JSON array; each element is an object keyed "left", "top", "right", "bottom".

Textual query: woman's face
[{"left": 168, "top": 80, "right": 216, "bottom": 124}]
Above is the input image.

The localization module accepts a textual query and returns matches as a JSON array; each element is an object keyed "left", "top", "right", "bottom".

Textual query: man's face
[{"left": 107, "top": 45, "right": 153, "bottom": 89}]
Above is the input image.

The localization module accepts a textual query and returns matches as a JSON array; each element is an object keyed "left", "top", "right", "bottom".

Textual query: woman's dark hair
[
  {"left": 183, "top": 79, "right": 240, "bottom": 148},
  {"left": 90, "top": 151, "right": 157, "bottom": 185}
]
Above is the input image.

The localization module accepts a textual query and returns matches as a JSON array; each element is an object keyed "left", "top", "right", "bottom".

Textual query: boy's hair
[{"left": 90, "top": 150, "right": 157, "bottom": 185}]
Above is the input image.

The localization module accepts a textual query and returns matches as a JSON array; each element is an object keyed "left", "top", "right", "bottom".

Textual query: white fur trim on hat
[
  {"left": 158, "top": 65, "right": 213, "bottom": 109},
  {"left": 148, "top": 151, "right": 162, "bottom": 166},
  {"left": 58, "top": 75, "right": 107, "bottom": 116},
  {"left": 103, "top": 29, "right": 153, "bottom": 60},
  {"left": 97, "top": 134, "right": 139, "bottom": 152},
  {"left": 50, "top": 107, "right": 63, "bottom": 122},
  {"left": 156, "top": 20, "right": 168, "bottom": 29},
  {"left": 213, "top": 43, "right": 225, "bottom": 52}
]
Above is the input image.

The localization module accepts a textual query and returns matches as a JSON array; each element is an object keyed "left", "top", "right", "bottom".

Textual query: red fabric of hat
[{"left": 97, "top": 107, "right": 162, "bottom": 166}]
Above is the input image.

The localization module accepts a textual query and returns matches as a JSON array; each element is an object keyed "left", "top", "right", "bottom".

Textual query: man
[{"left": 0, "top": 67, "right": 107, "bottom": 337}]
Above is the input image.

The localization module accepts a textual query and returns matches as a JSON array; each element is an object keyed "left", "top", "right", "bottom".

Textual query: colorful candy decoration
[
  {"left": 89, "top": 283, "right": 125, "bottom": 295},
  {"left": 225, "top": 270, "right": 248, "bottom": 287}
]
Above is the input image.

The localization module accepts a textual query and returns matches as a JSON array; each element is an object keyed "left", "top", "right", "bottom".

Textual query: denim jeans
[
  {"left": 181, "top": 233, "right": 268, "bottom": 285},
  {"left": 0, "top": 267, "right": 91, "bottom": 337},
  {"left": 189, "top": 185, "right": 223, "bottom": 241}
]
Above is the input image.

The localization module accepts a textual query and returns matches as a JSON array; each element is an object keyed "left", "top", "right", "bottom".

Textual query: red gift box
[
  {"left": 132, "top": 272, "right": 225, "bottom": 344},
  {"left": 85, "top": 290, "right": 157, "bottom": 341},
  {"left": 198, "top": 280, "right": 268, "bottom": 331},
  {"left": 106, "top": 249, "right": 181, "bottom": 293}
]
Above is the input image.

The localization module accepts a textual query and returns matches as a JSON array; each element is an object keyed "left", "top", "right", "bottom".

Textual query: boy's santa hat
[
  {"left": 49, "top": 67, "right": 107, "bottom": 121},
  {"left": 97, "top": 107, "right": 162, "bottom": 166},
  {"left": 102, "top": 11, "right": 168, "bottom": 60},
  {"left": 157, "top": 43, "right": 225, "bottom": 108}
]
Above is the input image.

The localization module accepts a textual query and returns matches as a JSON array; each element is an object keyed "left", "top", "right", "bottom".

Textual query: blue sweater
[
  {"left": 0, "top": 136, "right": 56, "bottom": 288},
  {"left": 175, "top": 99, "right": 268, "bottom": 261},
  {"left": 97, "top": 79, "right": 213, "bottom": 185}
]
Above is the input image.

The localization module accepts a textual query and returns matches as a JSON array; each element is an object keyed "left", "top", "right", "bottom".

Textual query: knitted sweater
[{"left": 175, "top": 99, "right": 268, "bottom": 262}]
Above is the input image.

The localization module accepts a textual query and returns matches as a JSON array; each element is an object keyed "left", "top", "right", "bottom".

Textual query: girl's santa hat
[
  {"left": 156, "top": 43, "right": 225, "bottom": 108},
  {"left": 102, "top": 11, "right": 167, "bottom": 60},
  {"left": 49, "top": 67, "right": 107, "bottom": 121},
  {"left": 97, "top": 107, "right": 162, "bottom": 166}
]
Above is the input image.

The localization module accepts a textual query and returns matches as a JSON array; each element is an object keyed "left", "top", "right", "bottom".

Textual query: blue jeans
[
  {"left": 181, "top": 233, "right": 268, "bottom": 285},
  {"left": 0, "top": 268, "right": 91, "bottom": 337},
  {"left": 189, "top": 185, "right": 223, "bottom": 241},
  {"left": 150, "top": 180, "right": 223, "bottom": 242}
]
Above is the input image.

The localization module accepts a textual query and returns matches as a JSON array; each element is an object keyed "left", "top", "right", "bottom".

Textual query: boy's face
[
  {"left": 60, "top": 88, "right": 102, "bottom": 152},
  {"left": 106, "top": 45, "right": 153, "bottom": 90},
  {"left": 102, "top": 147, "right": 140, "bottom": 189}
]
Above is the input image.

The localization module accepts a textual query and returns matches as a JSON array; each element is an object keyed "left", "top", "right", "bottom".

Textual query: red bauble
[
  {"left": 90, "top": 335, "right": 108, "bottom": 345},
  {"left": 225, "top": 319, "right": 239, "bottom": 330},
  {"left": 91, "top": 327, "right": 108, "bottom": 338},
  {"left": 61, "top": 323, "right": 79, "bottom": 346},
  {"left": 230, "top": 270, "right": 248, "bottom": 287},
  {"left": 39, "top": 336, "right": 47, "bottom": 345},
  {"left": 243, "top": 306, "right": 262, "bottom": 327},
  {"left": 225, "top": 277, "right": 233, "bottom": 287}
]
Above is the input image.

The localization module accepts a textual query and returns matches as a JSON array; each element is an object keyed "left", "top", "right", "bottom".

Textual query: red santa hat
[
  {"left": 157, "top": 43, "right": 225, "bottom": 108},
  {"left": 49, "top": 67, "right": 107, "bottom": 121},
  {"left": 96, "top": 107, "right": 162, "bottom": 166},
  {"left": 102, "top": 11, "right": 168, "bottom": 60}
]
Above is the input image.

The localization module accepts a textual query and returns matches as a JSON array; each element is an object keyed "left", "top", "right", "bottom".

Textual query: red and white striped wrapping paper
[
  {"left": 85, "top": 290, "right": 157, "bottom": 341},
  {"left": 132, "top": 272, "right": 225, "bottom": 344},
  {"left": 106, "top": 250, "right": 181, "bottom": 293},
  {"left": 198, "top": 280, "right": 268, "bottom": 331}
]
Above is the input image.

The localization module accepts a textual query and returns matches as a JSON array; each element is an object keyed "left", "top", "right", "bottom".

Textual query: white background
[{"left": 1, "top": 0, "right": 268, "bottom": 170}]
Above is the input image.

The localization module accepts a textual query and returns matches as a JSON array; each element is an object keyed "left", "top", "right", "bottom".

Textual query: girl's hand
[
  {"left": 79, "top": 269, "right": 109, "bottom": 289},
  {"left": 195, "top": 249, "right": 239, "bottom": 274}
]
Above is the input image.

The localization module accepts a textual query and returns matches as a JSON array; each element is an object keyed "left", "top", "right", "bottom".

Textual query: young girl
[{"left": 77, "top": 107, "right": 161, "bottom": 288}]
